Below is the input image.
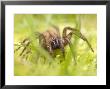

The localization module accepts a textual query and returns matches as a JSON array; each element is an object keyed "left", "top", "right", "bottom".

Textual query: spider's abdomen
[{"left": 51, "top": 38, "right": 61, "bottom": 50}]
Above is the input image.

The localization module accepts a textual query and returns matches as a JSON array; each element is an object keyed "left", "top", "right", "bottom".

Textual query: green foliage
[{"left": 14, "top": 14, "right": 97, "bottom": 76}]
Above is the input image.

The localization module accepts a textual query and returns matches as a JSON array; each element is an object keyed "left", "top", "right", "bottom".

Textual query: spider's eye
[
  {"left": 51, "top": 38, "right": 60, "bottom": 49},
  {"left": 52, "top": 40, "right": 56, "bottom": 45}
]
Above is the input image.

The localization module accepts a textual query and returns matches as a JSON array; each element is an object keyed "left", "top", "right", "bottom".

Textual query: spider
[
  {"left": 36, "top": 25, "right": 94, "bottom": 58},
  {"left": 14, "top": 25, "right": 94, "bottom": 63}
]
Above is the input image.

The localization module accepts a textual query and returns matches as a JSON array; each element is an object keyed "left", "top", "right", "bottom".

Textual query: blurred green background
[{"left": 14, "top": 14, "right": 97, "bottom": 76}]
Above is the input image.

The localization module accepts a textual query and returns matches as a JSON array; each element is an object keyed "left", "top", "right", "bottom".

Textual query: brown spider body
[
  {"left": 39, "top": 26, "right": 65, "bottom": 55},
  {"left": 38, "top": 26, "right": 94, "bottom": 58}
]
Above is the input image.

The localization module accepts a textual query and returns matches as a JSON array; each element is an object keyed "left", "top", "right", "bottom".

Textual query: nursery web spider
[
  {"left": 14, "top": 25, "right": 94, "bottom": 63},
  {"left": 36, "top": 25, "right": 94, "bottom": 57}
]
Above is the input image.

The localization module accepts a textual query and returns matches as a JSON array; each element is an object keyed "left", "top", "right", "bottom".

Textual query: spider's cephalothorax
[{"left": 38, "top": 26, "right": 94, "bottom": 57}]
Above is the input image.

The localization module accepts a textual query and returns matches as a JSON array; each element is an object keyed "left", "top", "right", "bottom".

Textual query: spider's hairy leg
[
  {"left": 73, "top": 30, "right": 94, "bottom": 53},
  {"left": 63, "top": 27, "right": 94, "bottom": 53},
  {"left": 39, "top": 33, "right": 54, "bottom": 56},
  {"left": 59, "top": 39, "right": 65, "bottom": 60},
  {"left": 62, "top": 27, "right": 77, "bottom": 64},
  {"left": 47, "top": 45, "right": 54, "bottom": 55},
  {"left": 62, "top": 27, "right": 73, "bottom": 46},
  {"left": 62, "top": 26, "right": 94, "bottom": 64},
  {"left": 51, "top": 25, "right": 60, "bottom": 36},
  {"left": 80, "top": 33, "right": 94, "bottom": 52},
  {"left": 63, "top": 27, "right": 73, "bottom": 38}
]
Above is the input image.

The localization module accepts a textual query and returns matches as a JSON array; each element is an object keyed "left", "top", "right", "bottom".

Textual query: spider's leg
[
  {"left": 47, "top": 45, "right": 54, "bottom": 56},
  {"left": 59, "top": 39, "right": 65, "bottom": 60},
  {"left": 51, "top": 25, "right": 62, "bottom": 43},
  {"left": 63, "top": 27, "right": 94, "bottom": 53},
  {"left": 63, "top": 27, "right": 73, "bottom": 38},
  {"left": 62, "top": 27, "right": 73, "bottom": 46},
  {"left": 51, "top": 25, "right": 60, "bottom": 36},
  {"left": 73, "top": 31, "right": 94, "bottom": 53}
]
